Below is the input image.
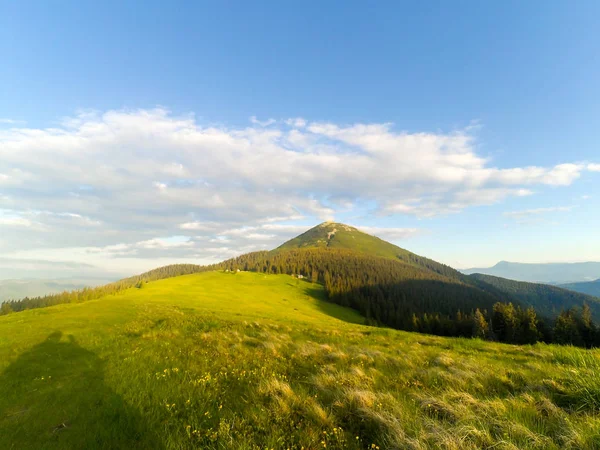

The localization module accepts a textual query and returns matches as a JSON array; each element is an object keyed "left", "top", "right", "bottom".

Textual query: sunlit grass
[{"left": 1, "top": 271, "right": 600, "bottom": 449}]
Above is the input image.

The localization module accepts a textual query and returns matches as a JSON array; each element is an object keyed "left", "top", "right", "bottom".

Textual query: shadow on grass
[
  {"left": 0, "top": 331, "right": 163, "bottom": 449},
  {"left": 292, "top": 280, "right": 366, "bottom": 325}
]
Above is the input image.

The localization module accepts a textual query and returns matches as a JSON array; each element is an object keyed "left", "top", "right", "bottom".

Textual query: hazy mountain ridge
[
  {"left": 463, "top": 261, "right": 600, "bottom": 284},
  {"left": 559, "top": 279, "right": 600, "bottom": 297},
  {"left": 0, "top": 277, "right": 117, "bottom": 303},
  {"left": 469, "top": 273, "right": 600, "bottom": 319}
]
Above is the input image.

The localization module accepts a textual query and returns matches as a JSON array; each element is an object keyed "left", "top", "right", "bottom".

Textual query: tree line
[{"left": 470, "top": 272, "right": 600, "bottom": 320}]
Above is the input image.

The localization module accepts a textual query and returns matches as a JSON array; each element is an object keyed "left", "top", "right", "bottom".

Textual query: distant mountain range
[
  {"left": 462, "top": 261, "right": 600, "bottom": 284},
  {"left": 469, "top": 273, "right": 599, "bottom": 318},
  {"left": 559, "top": 279, "right": 600, "bottom": 297},
  {"left": 0, "top": 277, "right": 117, "bottom": 303}
]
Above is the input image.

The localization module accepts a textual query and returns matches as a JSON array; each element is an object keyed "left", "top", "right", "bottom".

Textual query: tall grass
[{"left": 1, "top": 271, "right": 599, "bottom": 449}]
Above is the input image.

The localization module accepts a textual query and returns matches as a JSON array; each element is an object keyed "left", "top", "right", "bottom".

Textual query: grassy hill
[
  {"left": 5, "top": 223, "right": 598, "bottom": 343},
  {"left": 2, "top": 271, "right": 600, "bottom": 449},
  {"left": 560, "top": 279, "right": 600, "bottom": 298}
]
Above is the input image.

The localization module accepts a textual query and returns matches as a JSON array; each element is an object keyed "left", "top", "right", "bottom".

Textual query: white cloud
[
  {"left": 250, "top": 116, "right": 277, "bottom": 127},
  {"left": 355, "top": 226, "right": 421, "bottom": 241},
  {"left": 285, "top": 118, "right": 307, "bottom": 128},
  {"left": 588, "top": 163, "right": 600, "bottom": 172},
  {"left": 504, "top": 206, "right": 573, "bottom": 219},
  {"left": 0, "top": 108, "right": 597, "bottom": 274},
  {"left": 179, "top": 221, "right": 220, "bottom": 231},
  {"left": 0, "top": 217, "right": 36, "bottom": 228}
]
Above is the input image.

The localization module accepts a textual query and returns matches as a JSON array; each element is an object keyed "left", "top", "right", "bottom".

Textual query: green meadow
[{"left": 1, "top": 271, "right": 600, "bottom": 449}]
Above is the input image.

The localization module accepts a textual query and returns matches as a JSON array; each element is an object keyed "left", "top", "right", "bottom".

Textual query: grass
[{"left": 1, "top": 271, "right": 600, "bottom": 449}]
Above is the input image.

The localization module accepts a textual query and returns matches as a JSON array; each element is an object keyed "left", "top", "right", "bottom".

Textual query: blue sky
[{"left": 1, "top": 1, "right": 600, "bottom": 278}]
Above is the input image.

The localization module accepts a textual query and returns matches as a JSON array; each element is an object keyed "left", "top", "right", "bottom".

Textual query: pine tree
[
  {"left": 0, "top": 302, "right": 13, "bottom": 315},
  {"left": 554, "top": 309, "right": 583, "bottom": 346},
  {"left": 492, "top": 302, "right": 518, "bottom": 343},
  {"left": 472, "top": 308, "right": 488, "bottom": 339},
  {"left": 518, "top": 307, "right": 540, "bottom": 344},
  {"left": 579, "top": 303, "right": 595, "bottom": 347}
]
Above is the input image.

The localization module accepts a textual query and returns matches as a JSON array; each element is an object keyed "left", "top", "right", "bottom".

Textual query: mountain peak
[
  {"left": 277, "top": 222, "right": 409, "bottom": 260},
  {"left": 494, "top": 261, "right": 512, "bottom": 267}
]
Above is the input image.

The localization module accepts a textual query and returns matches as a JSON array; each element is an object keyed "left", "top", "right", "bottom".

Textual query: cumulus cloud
[{"left": 0, "top": 108, "right": 596, "bottom": 274}]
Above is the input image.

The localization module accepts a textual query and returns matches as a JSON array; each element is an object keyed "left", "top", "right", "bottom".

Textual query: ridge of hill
[
  {"left": 469, "top": 273, "right": 600, "bottom": 319},
  {"left": 559, "top": 279, "right": 600, "bottom": 298},
  {"left": 463, "top": 260, "right": 600, "bottom": 284},
  {"left": 0, "top": 277, "right": 116, "bottom": 303}
]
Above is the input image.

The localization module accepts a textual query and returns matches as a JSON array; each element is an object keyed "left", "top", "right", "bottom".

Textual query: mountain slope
[
  {"left": 225, "top": 222, "right": 511, "bottom": 329},
  {"left": 220, "top": 247, "right": 503, "bottom": 331},
  {"left": 463, "top": 261, "right": 600, "bottom": 284},
  {"left": 470, "top": 273, "right": 600, "bottom": 319},
  {"left": 277, "top": 222, "right": 473, "bottom": 282},
  {"left": 2, "top": 271, "right": 600, "bottom": 449},
  {"left": 277, "top": 222, "right": 412, "bottom": 259},
  {"left": 559, "top": 279, "right": 600, "bottom": 297}
]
